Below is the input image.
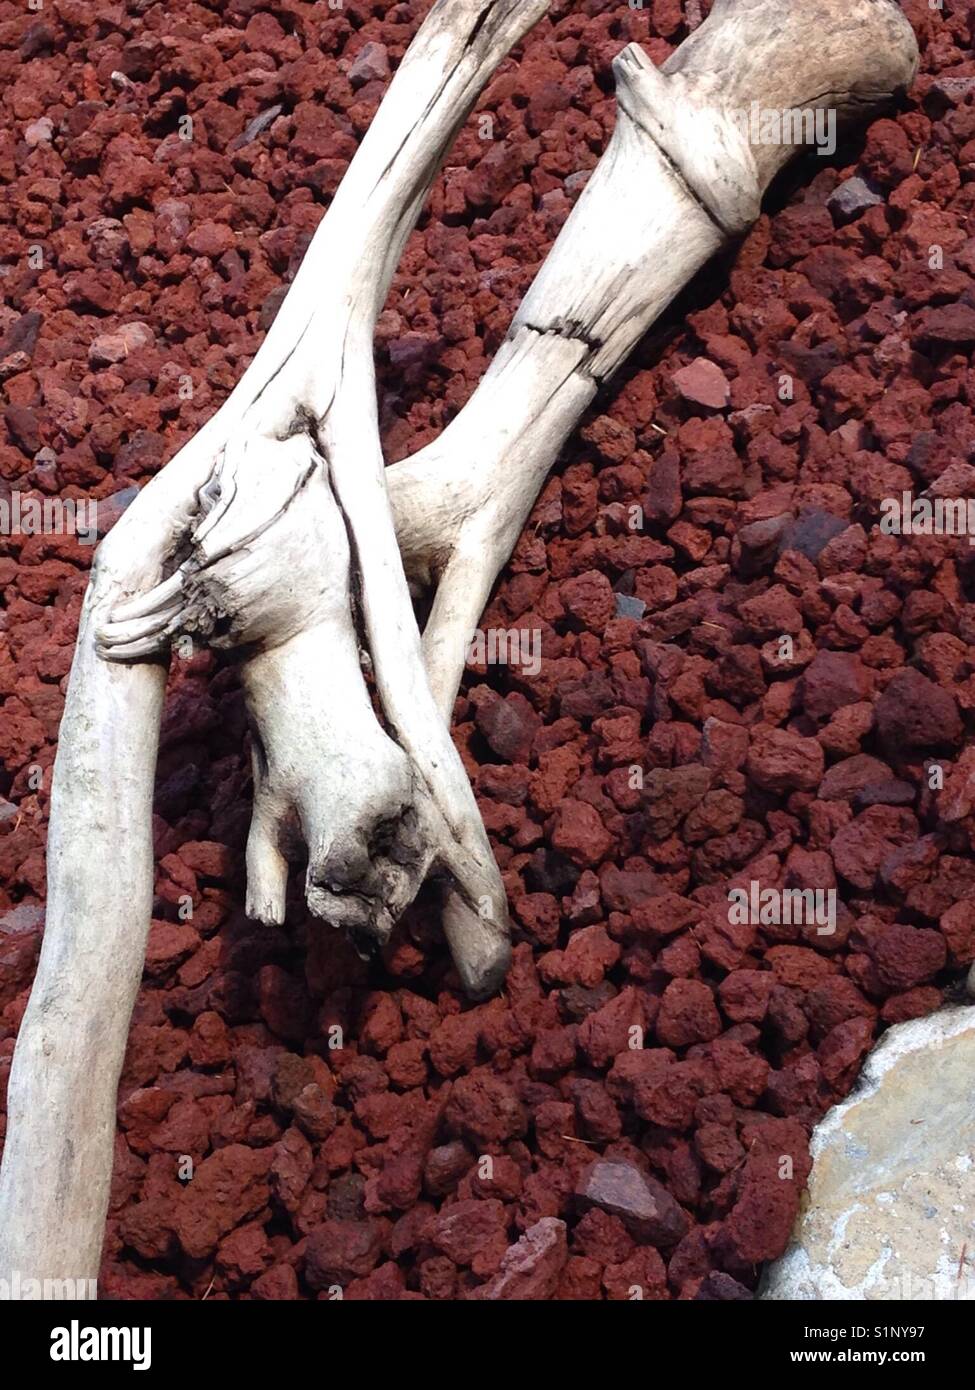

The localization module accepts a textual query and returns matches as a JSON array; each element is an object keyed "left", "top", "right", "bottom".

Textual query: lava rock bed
[{"left": 2, "top": 0, "right": 975, "bottom": 1300}]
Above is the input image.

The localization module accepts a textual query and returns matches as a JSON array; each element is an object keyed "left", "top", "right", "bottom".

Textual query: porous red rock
[
  {"left": 467, "top": 1217, "right": 568, "bottom": 1299},
  {"left": 746, "top": 727, "right": 825, "bottom": 794},
  {"left": 443, "top": 1071, "right": 528, "bottom": 1148},
  {"left": 305, "top": 1219, "right": 386, "bottom": 1288},
  {"left": 655, "top": 979, "right": 722, "bottom": 1048},
  {"left": 875, "top": 670, "right": 963, "bottom": 749},
  {"left": 868, "top": 923, "right": 947, "bottom": 990},
  {"left": 174, "top": 1145, "right": 272, "bottom": 1260},
  {"left": 0, "top": 0, "right": 968, "bottom": 1307},
  {"left": 800, "top": 651, "right": 871, "bottom": 722},
  {"left": 550, "top": 798, "right": 613, "bottom": 868},
  {"left": 672, "top": 358, "right": 731, "bottom": 411}
]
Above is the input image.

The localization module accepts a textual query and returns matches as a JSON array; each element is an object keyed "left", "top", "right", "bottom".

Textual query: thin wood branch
[{"left": 388, "top": 0, "right": 918, "bottom": 718}]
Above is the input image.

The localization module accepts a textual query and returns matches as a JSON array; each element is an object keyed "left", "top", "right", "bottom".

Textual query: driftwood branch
[
  {"left": 389, "top": 0, "right": 919, "bottom": 715},
  {"left": 0, "top": 0, "right": 917, "bottom": 1293},
  {"left": 0, "top": 0, "right": 550, "bottom": 1289}
]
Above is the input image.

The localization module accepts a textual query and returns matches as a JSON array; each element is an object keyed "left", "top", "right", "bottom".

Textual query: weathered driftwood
[
  {"left": 0, "top": 0, "right": 917, "bottom": 1292},
  {"left": 389, "top": 0, "right": 921, "bottom": 717},
  {"left": 0, "top": 0, "right": 550, "bottom": 1291}
]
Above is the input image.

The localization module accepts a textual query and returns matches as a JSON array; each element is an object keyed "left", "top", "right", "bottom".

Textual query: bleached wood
[
  {"left": 385, "top": 0, "right": 916, "bottom": 963},
  {"left": 389, "top": 0, "right": 919, "bottom": 715},
  {"left": 0, "top": 0, "right": 549, "bottom": 1291}
]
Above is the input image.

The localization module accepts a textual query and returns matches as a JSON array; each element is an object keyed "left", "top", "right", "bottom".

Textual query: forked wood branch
[
  {"left": 0, "top": 0, "right": 917, "bottom": 1291},
  {"left": 0, "top": 0, "right": 551, "bottom": 1288}
]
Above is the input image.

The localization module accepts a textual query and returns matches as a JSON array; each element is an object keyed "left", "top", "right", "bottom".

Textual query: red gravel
[{"left": 2, "top": 0, "right": 975, "bottom": 1301}]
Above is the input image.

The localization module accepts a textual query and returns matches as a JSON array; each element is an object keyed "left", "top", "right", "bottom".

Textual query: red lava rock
[
  {"left": 186, "top": 221, "right": 237, "bottom": 259},
  {"left": 940, "top": 901, "right": 975, "bottom": 968},
  {"left": 717, "top": 970, "right": 773, "bottom": 1024},
  {"left": 216, "top": 1221, "right": 273, "bottom": 1285},
  {"left": 118, "top": 1086, "right": 177, "bottom": 1143},
  {"left": 803, "top": 977, "right": 876, "bottom": 1041},
  {"left": 694, "top": 1123, "right": 745, "bottom": 1175},
  {"left": 144, "top": 919, "right": 200, "bottom": 976},
  {"left": 672, "top": 357, "right": 731, "bottom": 410},
  {"left": 550, "top": 799, "right": 613, "bottom": 868},
  {"left": 914, "top": 302, "right": 975, "bottom": 349},
  {"left": 290, "top": 1089, "right": 340, "bottom": 1145},
  {"left": 643, "top": 765, "right": 712, "bottom": 837},
  {"left": 428, "top": 1010, "right": 481, "bottom": 1077},
  {"left": 270, "top": 1127, "right": 314, "bottom": 1213},
  {"left": 467, "top": 1217, "right": 567, "bottom": 1299},
  {"left": 542, "top": 924, "right": 620, "bottom": 987},
  {"left": 766, "top": 946, "right": 837, "bottom": 991},
  {"left": 385, "top": 1039, "right": 428, "bottom": 1089},
  {"left": 0, "top": 907, "right": 44, "bottom": 1008},
  {"left": 88, "top": 322, "right": 154, "bottom": 368},
  {"left": 177, "top": 840, "right": 233, "bottom": 878},
  {"left": 939, "top": 748, "right": 975, "bottom": 823},
  {"left": 746, "top": 727, "right": 825, "bottom": 793},
  {"left": 417, "top": 1255, "right": 457, "bottom": 1300},
  {"left": 174, "top": 1145, "right": 272, "bottom": 1260},
  {"left": 722, "top": 1119, "right": 811, "bottom": 1264},
  {"left": 349, "top": 42, "right": 390, "bottom": 88},
  {"left": 880, "top": 986, "right": 944, "bottom": 1026},
  {"left": 603, "top": 1246, "right": 669, "bottom": 1300},
  {"left": 577, "top": 987, "right": 646, "bottom": 1069},
  {"left": 150, "top": 1096, "right": 209, "bottom": 1155},
  {"left": 709, "top": 1039, "right": 769, "bottom": 1107},
  {"left": 799, "top": 651, "right": 872, "bottom": 722},
  {"left": 423, "top": 1142, "right": 474, "bottom": 1197},
  {"left": 818, "top": 1016, "right": 875, "bottom": 1089},
  {"left": 358, "top": 992, "right": 403, "bottom": 1056},
  {"left": 430, "top": 1198, "right": 508, "bottom": 1269},
  {"left": 2, "top": 0, "right": 970, "bottom": 1305},
  {"left": 529, "top": 1024, "right": 577, "bottom": 1080},
  {"left": 875, "top": 670, "right": 963, "bottom": 749},
  {"left": 472, "top": 689, "right": 540, "bottom": 764},
  {"left": 305, "top": 1219, "right": 385, "bottom": 1289},
  {"left": 559, "top": 570, "right": 616, "bottom": 630},
  {"left": 819, "top": 753, "right": 894, "bottom": 802},
  {"left": 635, "top": 1065, "right": 715, "bottom": 1132},
  {"left": 655, "top": 979, "right": 722, "bottom": 1048},
  {"left": 571, "top": 1207, "right": 634, "bottom": 1265},
  {"left": 830, "top": 817, "right": 896, "bottom": 891},
  {"left": 443, "top": 1071, "right": 528, "bottom": 1148},
  {"left": 186, "top": 1012, "right": 229, "bottom": 1071},
  {"left": 570, "top": 1078, "right": 621, "bottom": 1142},
  {"left": 252, "top": 1264, "right": 300, "bottom": 1301},
  {"left": 868, "top": 923, "right": 947, "bottom": 990}
]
